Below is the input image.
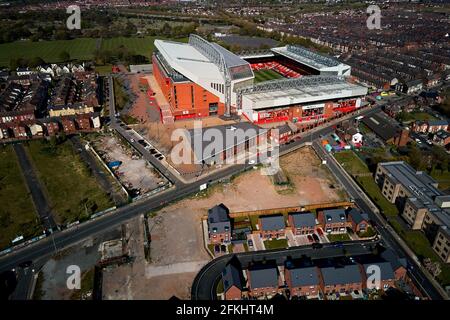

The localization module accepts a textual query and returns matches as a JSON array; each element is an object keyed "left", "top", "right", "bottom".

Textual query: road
[
  {"left": 0, "top": 77, "right": 381, "bottom": 297},
  {"left": 312, "top": 140, "right": 445, "bottom": 300},
  {"left": 191, "top": 240, "right": 378, "bottom": 300},
  {"left": 13, "top": 143, "right": 56, "bottom": 231}
]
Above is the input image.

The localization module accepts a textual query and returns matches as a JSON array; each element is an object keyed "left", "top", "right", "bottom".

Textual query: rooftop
[
  {"left": 321, "top": 265, "right": 362, "bottom": 286},
  {"left": 272, "top": 45, "right": 342, "bottom": 70},
  {"left": 286, "top": 266, "right": 320, "bottom": 287},
  {"left": 322, "top": 209, "right": 347, "bottom": 224},
  {"left": 259, "top": 214, "right": 285, "bottom": 231},
  {"left": 248, "top": 265, "right": 279, "bottom": 289},
  {"left": 289, "top": 212, "right": 316, "bottom": 228}
]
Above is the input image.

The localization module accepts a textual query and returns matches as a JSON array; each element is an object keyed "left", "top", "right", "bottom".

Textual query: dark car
[
  {"left": 312, "top": 243, "right": 323, "bottom": 249},
  {"left": 334, "top": 242, "right": 344, "bottom": 249},
  {"left": 307, "top": 234, "right": 314, "bottom": 243},
  {"left": 247, "top": 239, "right": 253, "bottom": 247},
  {"left": 214, "top": 245, "right": 220, "bottom": 253},
  {"left": 312, "top": 234, "right": 320, "bottom": 243}
]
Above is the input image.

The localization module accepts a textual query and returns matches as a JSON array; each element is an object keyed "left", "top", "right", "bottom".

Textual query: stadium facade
[{"left": 152, "top": 35, "right": 367, "bottom": 124}]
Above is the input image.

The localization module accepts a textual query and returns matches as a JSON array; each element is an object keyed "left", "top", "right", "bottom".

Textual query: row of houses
[
  {"left": 411, "top": 120, "right": 449, "bottom": 134},
  {"left": 222, "top": 249, "right": 408, "bottom": 300},
  {"left": 0, "top": 113, "right": 101, "bottom": 140},
  {"left": 207, "top": 204, "right": 371, "bottom": 244}
]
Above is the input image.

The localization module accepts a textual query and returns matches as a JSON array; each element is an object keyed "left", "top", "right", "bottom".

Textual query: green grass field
[
  {"left": 0, "top": 38, "right": 98, "bottom": 66},
  {"left": 327, "top": 233, "right": 351, "bottom": 242},
  {"left": 25, "top": 140, "right": 114, "bottom": 225},
  {"left": 253, "top": 69, "right": 284, "bottom": 83},
  {"left": 0, "top": 36, "right": 189, "bottom": 67},
  {"left": 0, "top": 145, "right": 42, "bottom": 250},
  {"left": 334, "top": 150, "right": 370, "bottom": 176}
]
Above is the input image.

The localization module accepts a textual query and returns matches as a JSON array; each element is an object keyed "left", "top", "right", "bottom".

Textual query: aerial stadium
[{"left": 151, "top": 34, "right": 367, "bottom": 124}]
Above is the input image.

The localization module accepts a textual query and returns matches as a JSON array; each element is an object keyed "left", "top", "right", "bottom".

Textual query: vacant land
[
  {"left": 253, "top": 69, "right": 284, "bottom": 83},
  {"left": 0, "top": 145, "right": 41, "bottom": 249},
  {"left": 25, "top": 140, "right": 114, "bottom": 225},
  {"left": 280, "top": 147, "right": 347, "bottom": 204}
]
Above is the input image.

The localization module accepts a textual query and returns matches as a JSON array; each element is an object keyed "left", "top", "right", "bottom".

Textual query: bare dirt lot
[
  {"left": 88, "top": 133, "right": 165, "bottom": 195},
  {"left": 100, "top": 147, "right": 346, "bottom": 299}
]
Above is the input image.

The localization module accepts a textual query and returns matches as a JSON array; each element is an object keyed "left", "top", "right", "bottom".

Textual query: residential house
[
  {"left": 207, "top": 204, "right": 231, "bottom": 244},
  {"left": 319, "top": 265, "right": 363, "bottom": 296},
  {"left": 317, "top": 209, "right": 348, "bottom": 234},
  {"left": 61, "top": 118, "right": 76, "bottom": 133},
  {"left": 380, "top": 248, "right": 408, "bottom": 281},
  {"left": 285, "top": 266, "right": 321, "bottom": 298},
  {"left": 258, "top": 215, "right": 286, "bottom": 239},
  {"left": 288, "top": 212, "right": 316, "bottom": 235},
  {"left": 427, "top": 120, "right": 449, "bottom": 134},
  {"left": 222, "top": 263, "right": 244, "bottom": 300},
  {"left": 433, "top": 130, "right": 450, "bottom": 147},
  {"left": 361, "top": 262, "right": 396, "bottom": 291},
  {"left": 247, "top": 264, "right": 280, "bottom": 298},
  {"left": 346, "top": 208, "right": 369, "bottom": 233}
]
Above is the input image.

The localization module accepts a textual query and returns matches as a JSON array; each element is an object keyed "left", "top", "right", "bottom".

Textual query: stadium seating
[{"left": 250, "top": 61, "right": 302, "bottom": 79}]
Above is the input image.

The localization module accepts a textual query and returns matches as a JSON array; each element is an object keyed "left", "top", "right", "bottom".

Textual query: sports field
[
  {"left": 253, "top": 68, "right": 284, "bottom": 83},
  {"left": 0, "top": 36, "right": 189, "bottom": 67},
  {"left": 0, "top": 38, "right": 98, "bottom": 66}
]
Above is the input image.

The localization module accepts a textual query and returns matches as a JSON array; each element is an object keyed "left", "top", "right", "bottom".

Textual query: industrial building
[{"left": 151, "top": 35, "right": 368, "bottom": 124}]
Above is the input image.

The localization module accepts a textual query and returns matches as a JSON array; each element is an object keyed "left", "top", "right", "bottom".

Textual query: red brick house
[
  {"left": 207, "top": 204, "right": 231, "bottom": 244},
  {"left": 42, "top": 120, "right": 60, "bottom": 136},
  {"left": 317, "top": 209, "right": 348, "bottom": 234},
  {"left": 285, "top": 266, "right": 321, "bottom": 298},
  {"left": 61, "top": 118, "right": 76, "bottom": 133},
  {"left": 288, "top": 212, "right": 316, "bottom": 235},
  {"left": 258, "top": 215, "right": 286, "bottom": 239},
  {"left": 319, "top": 265, "right": 363, "bottom": 296},
  {"left": 75, "top": 115, "right": 92, "bottom": 130},
  {"left": 222, "top": 263, "right": 243, "bottom": 300},
  {"left": 247, "top": 264, "right": 281, "bottom": 298},
  {"left": 346, "top": 208, "right": 369, "bottom": 233}
]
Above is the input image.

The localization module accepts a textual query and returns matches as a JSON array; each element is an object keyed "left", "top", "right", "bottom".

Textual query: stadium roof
[
  {"left": 272, "top": 45, "right": 342, "bottom": 70},
  {"left": 240, "top": 76, "right": 368, "bottom": 110},
  {"left": 154, "top": 35, "right": 253, "bottom": 84}
]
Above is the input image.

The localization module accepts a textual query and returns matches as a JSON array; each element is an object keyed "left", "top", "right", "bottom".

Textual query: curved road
[{"left": 192, "top": 240, "right": 379, "bottom": 300}]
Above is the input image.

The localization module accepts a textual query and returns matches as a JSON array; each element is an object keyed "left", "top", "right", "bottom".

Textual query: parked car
[
  {"left": 307, "top": 234, "right": 314, "bottom": 243},
  {"left": 317, "top": 228, "right": 324, "bottom": 236},
  {"left": 248, "top": 239, "right": 254, "bottom": 248},
  {"left": 312, "top": 234, "right": 320, "bottom": 243},
  {"left": 214, "top": 245, "right": 220, "bottom": 253}
]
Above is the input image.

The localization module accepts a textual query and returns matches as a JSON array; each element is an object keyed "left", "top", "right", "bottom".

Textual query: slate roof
[
  {"left": 222, "top": 263, "right": 243, "bottom": 291},
  {"left": 208, "top": 203, "right": 230, "bottom": 233},
  {"left": 322, "top": 209, "right": 347, "bottom": 224},
  {"left": 347, "top": 208, "right": 367, "bottom": 225},
  {"left": 362, "top": 262, "right": 395, "bottom": 281},
  {"left": 248, "top": 266, "right": 279, "bottom": 289},
  {"left": 260, "top": 215, "right": 285, "bottom": 231},
  {"left": 290, "top": 212, "right": 316, "bottom": 228},
  {"left": 287, "top": 267, "right": 320, "bottom": 287},
  {"left": 321, "top": 265, "right": 362, "bottom": 286}
]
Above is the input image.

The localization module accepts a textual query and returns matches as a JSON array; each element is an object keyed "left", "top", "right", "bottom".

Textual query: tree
[{"left": 59, "top": 51, "right": 70, "bottom": 62}]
